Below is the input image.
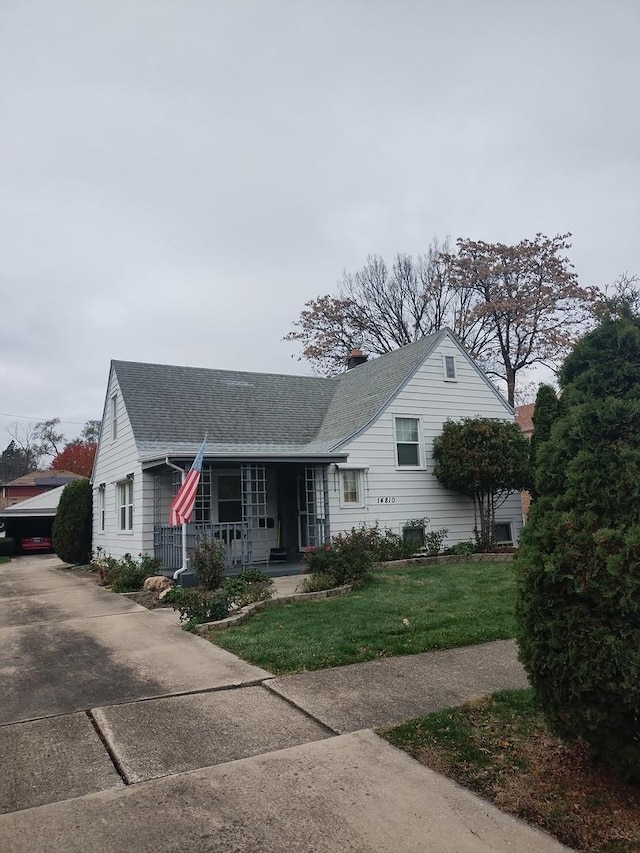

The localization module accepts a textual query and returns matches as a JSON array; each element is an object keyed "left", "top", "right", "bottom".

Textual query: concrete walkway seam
[
  {"left": 259, "top": 680, "right": 340, "bottom": 736},
  {"left": 86, "top": 710, "right": 131, "bottom": 786},
  {"left": 0, "top": 679, "right": 271, "bottom": 730}
]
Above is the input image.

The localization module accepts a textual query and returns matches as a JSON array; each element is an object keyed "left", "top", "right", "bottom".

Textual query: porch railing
[{"left": 153, "top": 522, "right": 249, "bottom": 571}]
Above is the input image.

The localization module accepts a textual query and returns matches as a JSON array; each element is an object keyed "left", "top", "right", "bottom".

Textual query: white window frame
[
  {"left": 340, "top": 469, "right": 364, "bottom": 508},
  {"left": 98, "top": 484, "right": 105, "bottom": 532},
  {"left": 394, "top": 416, "right": 423, "bottom": 469},
  {"left": 494, "top": 521, "right": 513, "bottom": 545},
  {"left": 117, "top": 480, "right": 133, "bottom": 532},
  {"left": 111, "top": 394, "right": 118, "bottom": 441},
  {"left": 443, "top": 354, "right": 457, "bottom": 381}
]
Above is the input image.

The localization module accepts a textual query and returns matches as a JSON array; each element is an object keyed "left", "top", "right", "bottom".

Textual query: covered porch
[{"left": 150, "top": 461, "right": 331, "bottom": 572}]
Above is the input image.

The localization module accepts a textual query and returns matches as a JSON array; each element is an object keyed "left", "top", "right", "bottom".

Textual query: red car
[{"left": 21, "top": 536, "right": 52, "bottom": 553}]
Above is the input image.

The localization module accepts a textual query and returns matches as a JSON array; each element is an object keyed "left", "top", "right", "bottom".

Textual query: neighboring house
[
  {"left": 0, "top": 484, "right": 67, "bottom": 552},
  {"left": 515, "top": 403, "right": 535, "bottom": 519},
  {"left": 92, "top": 329, "right": 524, "bottom": 571},
  {"left": 0, "top": 470, "right": 83, "bottom": 510}
]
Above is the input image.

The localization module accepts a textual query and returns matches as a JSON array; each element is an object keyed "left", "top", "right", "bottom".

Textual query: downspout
[{"left": 165, "top": 458, "right": 189, "bottom": 583}]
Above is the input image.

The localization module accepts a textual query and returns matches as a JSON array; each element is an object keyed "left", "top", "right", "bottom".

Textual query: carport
[{"left": 0, "top": 485, "right": 66, "bottom": 554}]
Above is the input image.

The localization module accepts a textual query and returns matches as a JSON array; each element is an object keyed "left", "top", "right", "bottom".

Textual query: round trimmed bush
[{"left": 52, "top": 478, "right": 92, "bottom": 564}]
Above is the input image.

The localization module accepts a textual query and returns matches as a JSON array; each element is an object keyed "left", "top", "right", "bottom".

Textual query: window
[
  {"left": 443, "top": 355, "right": 456, "bottom": 380},
  {"left": 494, "top": 522, "right": 513, "bottom": 545},
  {"left": 340, "top": 469, "right": 364, "bottom": 507},
  {"left": 98, "top": 484, "right": 105, "bottom": 532},
  {"left": 395, "top": 417, "right": 421, "bottom": 467},
  {"left": 403, "top": 524, "right": 425, "bottom": 549},
  {"left": 194, "top": 467, "right": 212, "bottom": 524},
  {"left": 218, "top": 474, "right": 242, "bottom": 522},
  {"left": 118, "top": 480, "right": 133, "bottom": 531},
  {"left": 111, "top": 394, "right": 118, "bottom": 440}
]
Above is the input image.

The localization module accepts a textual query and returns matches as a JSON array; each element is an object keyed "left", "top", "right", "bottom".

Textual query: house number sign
[{"left": 376, "top": 496, "right": 397, "bottom": 504}]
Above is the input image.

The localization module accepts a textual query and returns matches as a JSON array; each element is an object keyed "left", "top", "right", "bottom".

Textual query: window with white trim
[
  {"left": 443, "top": 355, "right": 457, "bottom": 380},
  {"left": 494, "top": 522, "right": 513, "bottom": 545},
  {"left": 98, "top": 484, "right": 105, "bottom": 532},
  {"left": 395, "top": 417, "right": 421, "bottom": 467},
  {"left": 117, "top": 480, "right": 133, "bottom": 531},
  {"left": 111, "top": 394, "right": 118, "bottom": 440},
  {"left": 341, "top": 469, "right": 364, "bottom": 507}
]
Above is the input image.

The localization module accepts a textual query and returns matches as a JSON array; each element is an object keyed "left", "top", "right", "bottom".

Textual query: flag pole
[
  {"left": 169, "top": 435, "right": 207, "bottom": 585},
  {"left": 173, "top": 463, "right": 189, "bottom": 584}
]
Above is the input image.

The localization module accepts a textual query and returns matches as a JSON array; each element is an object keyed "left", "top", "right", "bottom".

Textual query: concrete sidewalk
[
  {"left": 0, "top": 730, "right": 567, "bottom": 853},
  {"left": 0, "top": 556, "right": 568, "bottom": 851},
  {"left": 267, "top": 639, "right": 528, "bottom": 733}
]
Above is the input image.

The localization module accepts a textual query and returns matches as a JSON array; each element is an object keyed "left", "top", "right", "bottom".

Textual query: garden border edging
[
  {"left": 375, "top": 552, "right": 515, "bottom": 570},
  {"left": 194, "top": 583, "right": 353, "bottom": 634}
]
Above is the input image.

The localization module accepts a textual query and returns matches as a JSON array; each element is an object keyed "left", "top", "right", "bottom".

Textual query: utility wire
[{"left": 0, "top": 412, "right": 87, "bottom": 426}]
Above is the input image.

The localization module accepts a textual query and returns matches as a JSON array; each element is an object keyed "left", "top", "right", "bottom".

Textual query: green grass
[
  {"left": 0, "top": 556, "right": 10, "bottom": 564},
  {"left": 380, "top": 690, "right": 640, "bottom": 852},
  {"left": 210, "top": 561, "right": 517, "bottom": 674},
  {"left": 382, "top": 689, "right": 541, "bottom": 785}
]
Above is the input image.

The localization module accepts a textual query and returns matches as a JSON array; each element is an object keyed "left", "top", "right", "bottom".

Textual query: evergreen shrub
[
  {"left": 516, "top": 313, "right": 640, "bottom": 782},
  {"left": 52, "top": 479, "right": 92, "bottom": 564}
]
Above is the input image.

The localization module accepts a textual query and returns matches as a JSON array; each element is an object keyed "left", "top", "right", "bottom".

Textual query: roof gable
[{"left": 316, "top": 331, "right": 445, "bottom": 448}]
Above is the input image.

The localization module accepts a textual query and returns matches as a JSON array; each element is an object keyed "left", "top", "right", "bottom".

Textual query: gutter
[{"left": 164, "top": 457, "right": 189, "bottom": 583}]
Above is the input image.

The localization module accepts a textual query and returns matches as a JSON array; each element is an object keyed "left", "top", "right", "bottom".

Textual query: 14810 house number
[{"left": 376, "top": 496, "right": 396, "bottom": 504}]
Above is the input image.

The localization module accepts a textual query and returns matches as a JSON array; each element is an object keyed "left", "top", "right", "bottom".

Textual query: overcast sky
[{"left": 1, "top": 0, "right": 638, "bottom": 450}]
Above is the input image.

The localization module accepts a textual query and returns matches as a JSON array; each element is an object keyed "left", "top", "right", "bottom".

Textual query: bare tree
[
  {"left": 442, "top": 233, "right": 598, "bottom": 405},
  {"left": 596, "top": 272, "right": 640, "bottom": 321},
  {"left": 285, "top": 238, "right": 493, "bottom": 374},
  {"left": 8, "top": 417, "right": 65, "bottom": 468},
  {"left": 286, "top": 233, "right": 598, "bottom": 405},
  {"left": 80, "top": 419, "right": 101, "bottom": 444},
  {"left": 34, "top": 418, "right": 64, "bottom": 457}
]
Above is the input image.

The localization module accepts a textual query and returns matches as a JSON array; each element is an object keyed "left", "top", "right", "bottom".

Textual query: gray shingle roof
[
  {"left": 112, "top": 330, "right": 446, "bottom": 458},
  {"left": 113, "top": 361, "right": 337, "bottom": 452},
  {"left": 316, "top": 331, "right": 443, "bottom": 448}
]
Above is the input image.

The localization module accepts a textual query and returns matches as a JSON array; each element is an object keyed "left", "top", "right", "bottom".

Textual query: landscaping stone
[{"left": 142, "top": 575, "right": 174, "bottom": 593}]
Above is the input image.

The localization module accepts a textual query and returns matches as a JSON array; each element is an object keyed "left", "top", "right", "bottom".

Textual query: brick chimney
[{"left": 347, "top": 348, "right": 368, "bottom": 370}]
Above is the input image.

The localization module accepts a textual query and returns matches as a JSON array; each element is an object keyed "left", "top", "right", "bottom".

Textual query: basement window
[{"left": 494, "top": 522, "right": 513, "bottom": 545}]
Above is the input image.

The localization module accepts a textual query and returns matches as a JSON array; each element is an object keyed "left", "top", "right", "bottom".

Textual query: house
[
  {"left": 0, "top": 470, "right": 83, "bottom": 510},
  {"left": 515, "top": 404, "right": 534, "bottom": 439},
  {"left": 91, "top": 329, "right": 524, "bottom": 572},
  {"left": 0, "top": 484, "right": 67, "bottom": 552},
  {"left": 515, "top": 403, "right": 535, "bottom": 519}
]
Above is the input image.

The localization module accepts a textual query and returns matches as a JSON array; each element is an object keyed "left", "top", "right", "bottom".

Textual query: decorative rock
[
  {"left": 158, "top": 587, "right": 175, "bottom": 601},
  {"left": 143, "top": 576, "right": 175, "bottom": 593}
]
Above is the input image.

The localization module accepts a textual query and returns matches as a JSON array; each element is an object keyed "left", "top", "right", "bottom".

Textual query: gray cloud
[{"left": 1, "top": 0, "right": 638, "bottom": 446}]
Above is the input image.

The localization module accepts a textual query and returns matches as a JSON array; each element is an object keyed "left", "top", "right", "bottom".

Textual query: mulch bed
[
  {"left": 381, "top": 692, "right": 640, "bottom": 852},
  {"left": 124, "top": 590, "right": 169, "bottom": 610}
]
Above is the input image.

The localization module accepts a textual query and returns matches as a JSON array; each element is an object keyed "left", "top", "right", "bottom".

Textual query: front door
[{"left": 297, "top": 465, "right": 328, "bottom": 549}]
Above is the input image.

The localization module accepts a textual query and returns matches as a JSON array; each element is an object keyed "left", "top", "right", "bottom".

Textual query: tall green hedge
[
  {"left": 516, "top": 314, "right": 640, "bottom": 782},
  {"left": 52, "top": 478, "right": 92, "bottom": 564}
]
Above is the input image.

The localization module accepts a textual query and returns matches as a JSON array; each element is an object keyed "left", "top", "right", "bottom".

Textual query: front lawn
[
  {"left": 381, "top": 689, "right": 640, "bottom": 852},
  {"left": 209, "top": 561, "right": 516, "bottom": 674}
]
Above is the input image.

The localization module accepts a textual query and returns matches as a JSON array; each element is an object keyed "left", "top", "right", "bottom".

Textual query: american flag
[{"left": 169, "top": 438, "right": 206, "bottom": 526}]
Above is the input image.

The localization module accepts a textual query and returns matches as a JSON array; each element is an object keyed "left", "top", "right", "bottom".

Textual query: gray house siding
[
  {"left": 328, "top": 333, "right": 523, "bottom": 545},
  {"left": 92, "top": 368, "right": 146, "bottom": 559}
]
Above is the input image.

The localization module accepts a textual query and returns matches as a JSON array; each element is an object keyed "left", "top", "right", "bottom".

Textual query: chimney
[{"left": 347, "top": 348, "right": 368, "bottom": 370}]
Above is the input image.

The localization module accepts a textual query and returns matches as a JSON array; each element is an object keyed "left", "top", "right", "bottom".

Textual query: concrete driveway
[{"left": 0, "top": 555, "right": 567, "bottom": 852}]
